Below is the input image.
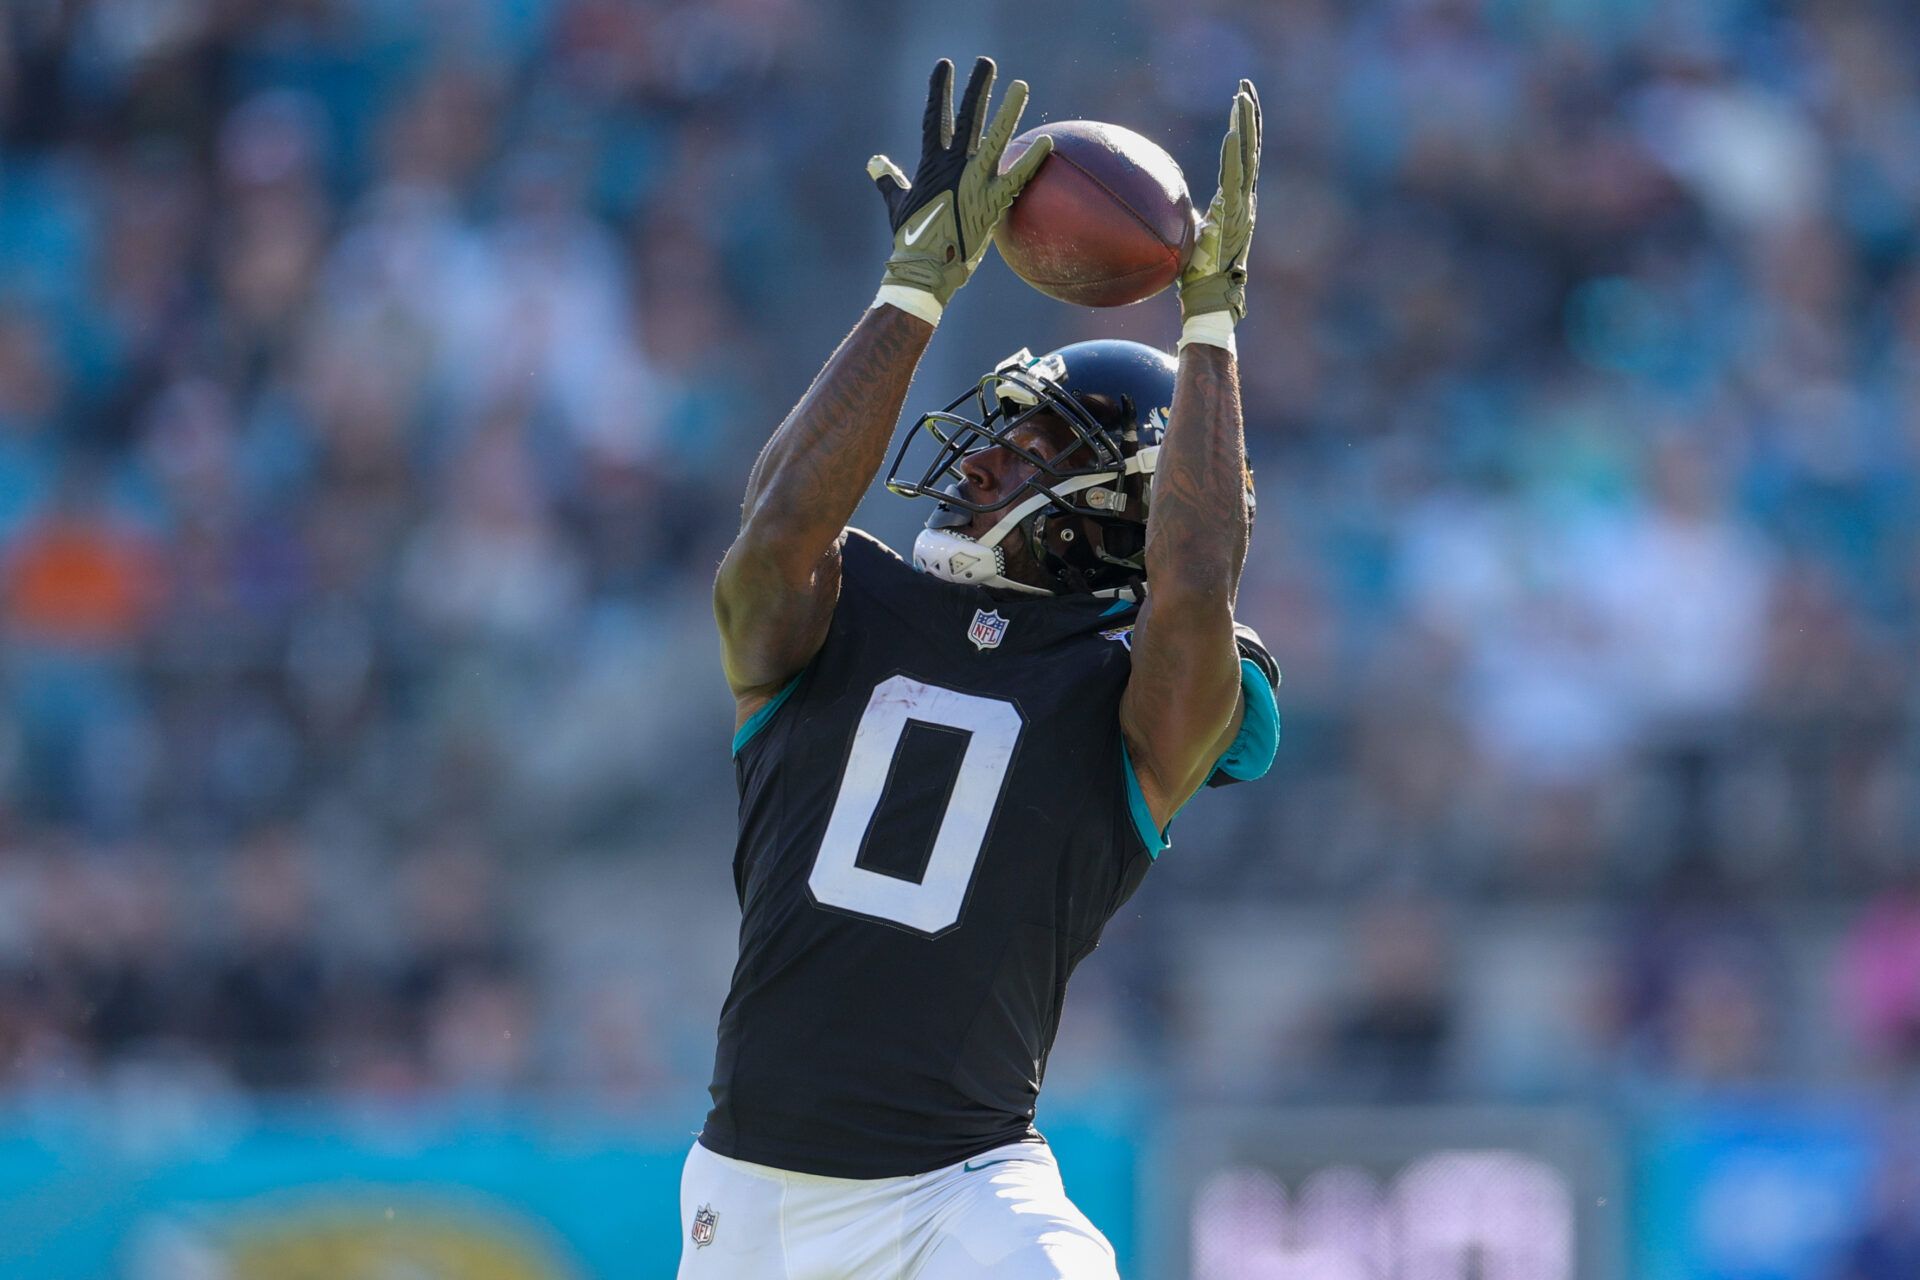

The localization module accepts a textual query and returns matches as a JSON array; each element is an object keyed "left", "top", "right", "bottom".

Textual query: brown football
[{"left": 995, "top": 120, "right": 1194, "bottom": 308}]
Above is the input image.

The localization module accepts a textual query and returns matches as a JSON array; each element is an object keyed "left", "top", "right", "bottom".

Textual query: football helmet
[{"left": 885, "top": 339, "right": 1181, "bottom": 597}]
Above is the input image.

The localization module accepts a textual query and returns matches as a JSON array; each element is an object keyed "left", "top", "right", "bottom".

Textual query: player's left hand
[
  {"left": 1178, "top": 80, "right": 1260, "bottom": 346},
  {"left": 868, "top": 57, "right": 1052, "bottom": 319}
]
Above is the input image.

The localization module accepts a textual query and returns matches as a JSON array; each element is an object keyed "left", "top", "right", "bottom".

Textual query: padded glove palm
[
  {"left": 869, "top": 57, "right": 1052, "bottom": 313},
  {"left": 1180, "top": 80, "right": 1261, "bottom": 328}
]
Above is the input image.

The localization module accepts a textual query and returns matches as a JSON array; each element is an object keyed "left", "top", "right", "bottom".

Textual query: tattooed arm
[
  {"left": 1119, "top": 345, "right": 1250, "bottom": 827},
  {"left": 715, "top": 305, "right": 931, "bottom": 724},
  {"left": 1120, "top": 79, "right": 1263, "bottom": 829},
  {"left": 714, "top": 57, "right": 1046, "bottom": 728}
]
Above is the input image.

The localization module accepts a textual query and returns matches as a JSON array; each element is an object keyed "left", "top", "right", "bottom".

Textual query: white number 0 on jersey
[{"left": 807, "top": 675, "right": 1024, "bottom": 935}]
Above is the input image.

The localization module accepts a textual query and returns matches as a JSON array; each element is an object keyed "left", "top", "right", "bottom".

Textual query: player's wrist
[
  {"left": 1177, "top": 309, "right": 1237, "bottom": 354},
  {"left": 874, "top": 282, "right": 944, "bottom": 327}
]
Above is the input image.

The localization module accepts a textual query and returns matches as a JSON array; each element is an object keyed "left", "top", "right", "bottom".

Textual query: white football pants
[{"left": 676, "top": 1137, "right": 1120, "bottom": 1278}]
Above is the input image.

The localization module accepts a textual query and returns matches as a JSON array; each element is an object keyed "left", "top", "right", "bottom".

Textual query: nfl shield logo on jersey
[
  {"left": 968, "top": 609, "right": 1010, "bottom": 651},
  {"left": 691, "top": 1203, "right": 718, "bottom": 1248}
]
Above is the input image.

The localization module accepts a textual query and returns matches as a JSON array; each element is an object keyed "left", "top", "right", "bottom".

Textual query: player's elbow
[
  {"left": 713, "top": 527, "right": 840, "bottom": 639},
  {"left": 711, "top": 559, "right": 747, "bottom": 636},
  {"left": 722, "top": 517, "right": 824, "bottom": 596}
]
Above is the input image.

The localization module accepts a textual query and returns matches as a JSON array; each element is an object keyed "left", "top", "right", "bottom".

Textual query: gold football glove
[
  {"left": 1179, "top": 80, "right": 1261, "bottom": 348},
  {"left": 868, "top": 57, "right": 1051, "bottom": 323}
]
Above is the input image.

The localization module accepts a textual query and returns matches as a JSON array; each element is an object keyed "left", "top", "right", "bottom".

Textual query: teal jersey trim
[
  {"left": 1120, "top": 740, "right": 1168, "bottom": 859},
  {"left": 730, "top": 673, "right": 803, "bottom": 757},
  {"left": 1210, "top": 658, "right": 1281, "bottom": 783},
  {"left": 1100, "top": 598, "right": 1135, "bottom": 617},
  {"left": 1120, "top": 657, "right": 1281, "bottom": 857}
]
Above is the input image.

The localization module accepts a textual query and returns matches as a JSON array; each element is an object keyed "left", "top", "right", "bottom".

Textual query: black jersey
[{"left": 700, "top": 529, "right": 1251, "bottom": 1178}]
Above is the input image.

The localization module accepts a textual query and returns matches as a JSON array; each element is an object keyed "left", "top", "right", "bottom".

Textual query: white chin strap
[{"left": 911, "top": 447, "right": 1158, "bottom": 597}]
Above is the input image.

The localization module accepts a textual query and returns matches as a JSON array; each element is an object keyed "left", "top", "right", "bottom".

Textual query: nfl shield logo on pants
[
  {"left": 968, "top": 608, "right": 1010, "bottom": 651},
  {"left": 691, "top": 1203, "right": 718, "bottom": 1248}
]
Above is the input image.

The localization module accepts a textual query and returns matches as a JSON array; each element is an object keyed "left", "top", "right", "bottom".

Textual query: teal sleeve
[
  {"left": 1209, "top": 657, "right": 1280, "bottom": 783},
  {"left": 1120, "top": 657, "right": 1280, "bottom": 857},
  {"left": 730, "top": 672, "right": 803, "bottom": 757}
]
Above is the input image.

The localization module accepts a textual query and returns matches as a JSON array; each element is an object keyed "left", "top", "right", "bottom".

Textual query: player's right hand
[{"left": 868, "top": 57, "right": 1051, "bottom": 321}]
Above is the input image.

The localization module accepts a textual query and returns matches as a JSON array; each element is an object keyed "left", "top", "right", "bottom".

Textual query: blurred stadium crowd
[{"left": 1, "top": 0, "right": 1919, "bottom": 1149}]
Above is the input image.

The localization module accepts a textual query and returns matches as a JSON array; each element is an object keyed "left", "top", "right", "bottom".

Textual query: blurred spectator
[
  {"left": 1606, "top": 861, "right": 1785, "bottom": 1089},
  {"left": 204, "top": 830, "right": 326, "bottom": 1090},
  {"left": 1320, "top": 901, "right": 1456, "bottom": 1101},
  {"left": 0, "top": 307, "right": 64, "bottom": 534},
  {"left": 389, "top": 838, "right": 526, "bottom": 1087},
  {"left": 1837, "top": 878, "right": 1920, "bottom": 1074},
  {"left": 4, "top": 468, "right": 163, "bottom": 830}
]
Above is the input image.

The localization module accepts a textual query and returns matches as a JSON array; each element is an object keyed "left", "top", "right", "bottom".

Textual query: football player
[{"left": 682, "top": 56, "right": 1274, "bottom": 1278}]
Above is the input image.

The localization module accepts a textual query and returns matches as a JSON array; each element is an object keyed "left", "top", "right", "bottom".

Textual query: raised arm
[
  {"left": 715, "top": 309, "right": 930, "bottom": 712},
  {"left": 714, "top": 57, "right": 1051, "bottom": 724},
  {"left": 1121, "top": 81, "right": 1262, "bottom": 828}
]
